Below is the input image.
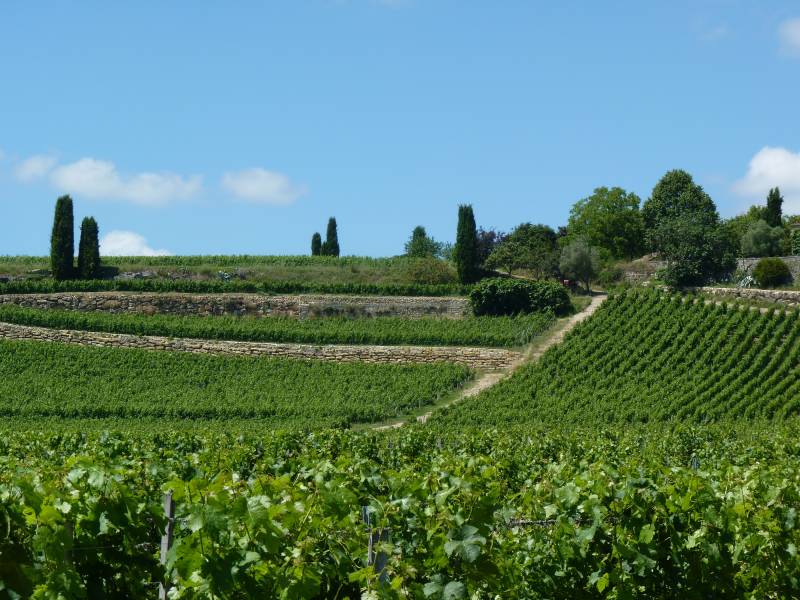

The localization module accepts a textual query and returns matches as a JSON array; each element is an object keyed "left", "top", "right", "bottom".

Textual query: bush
[
  {"left": 752, "top": 258, "right": 791, "bottom": 288},
  {"left": 470, "top": 277, "right": 571, "bottom": 316},
  {"left": 402, "top": 258, "right": 457, "bottom": 285},
  {"left": 597, "top": 265, "right": 624, "bottom": 289}
]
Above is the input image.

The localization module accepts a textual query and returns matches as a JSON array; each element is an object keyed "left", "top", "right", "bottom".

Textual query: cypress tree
[
  {"left": 77, "top": 216, "right": 101, "bottom": 279},
  {"left": 454, "top": 204, "right": 479, "bottom": 283},
  {"left": 311, "top": 232, "right": 322, "bottom": 256},
  {"left": 50, "top": 195, "right": 75, "bottom": 280},
  {"left": 765, "top": 187, "right": 784, "bottom": 228},
  {"left": 324, "top": 217, "right": 340, "bottom": 257}
]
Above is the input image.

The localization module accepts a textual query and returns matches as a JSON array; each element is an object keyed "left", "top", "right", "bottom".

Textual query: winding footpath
[{"left": 376, "top": 293, "right": 608, "bottom": 429}]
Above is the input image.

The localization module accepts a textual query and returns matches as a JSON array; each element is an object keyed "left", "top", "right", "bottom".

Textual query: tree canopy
[
  {"left": 486, "top": 223, "right": 558, "bottom": 279},
  {"left": 566, "top": 186, "right": 644, "bottom": 260},
  {"left": 643, "top": 170, "right": 735, "bottom": 286},
  {"left": 404, "top": 226, "right": 443, "bottom": 258},
  {"left": 559, "top": 238, "right": 600, "bottom": 291},
  {"left": 454, "top": 205, "right": 480, "bottom": 283}
]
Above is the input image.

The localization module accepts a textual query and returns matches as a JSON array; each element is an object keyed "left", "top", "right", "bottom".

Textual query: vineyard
[
  {"left": 0, "top": 338, "right": 470, "bottom": 427},
  {"left": 433, "top": 289, "right": 800, "bottom": 427},
  {"left": 0, "top": 305, "right": 554, "bottom": 348},
  {"left": 1, "top": 424, "right": 798, "bottom": 598},
  {"left": 0, "top": 277, "right": 470, "bottom": 297},
  {"left": 2, "top": 287, "right": 800, "bottom": 598}
]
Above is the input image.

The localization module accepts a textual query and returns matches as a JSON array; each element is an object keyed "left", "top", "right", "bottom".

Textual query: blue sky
[{"left": 1, "top": 1, "right": 799, "bottom": 257}]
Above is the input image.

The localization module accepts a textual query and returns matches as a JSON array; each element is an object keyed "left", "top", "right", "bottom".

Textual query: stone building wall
[
  {"left": 0, "top": 322, "right": 518, "bottom": 370},
  {"left": 0, "top": 292, "right": 469, "bottom": 319}
]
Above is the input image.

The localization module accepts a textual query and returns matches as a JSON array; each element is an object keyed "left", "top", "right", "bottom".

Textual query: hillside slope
[{"left": 433, "top": 290, "right": 800, "bottom": 426}]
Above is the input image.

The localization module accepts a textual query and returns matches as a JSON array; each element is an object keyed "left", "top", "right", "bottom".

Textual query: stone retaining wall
[
  {"left": 0, "top": 292, "right": 469, "bottom": 319},
  {"left": 0, "top": 322, "right": 518, "bottom": 370},
  {"left": 624, "top": 257, "right": 800, "bottom": 284},
  {"left": 695, "top": 286, "right": 800, "bottom": 307}
]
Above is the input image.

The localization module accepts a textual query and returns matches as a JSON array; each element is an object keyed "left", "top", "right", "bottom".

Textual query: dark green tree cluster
[
  {"left": 310, "top": 218, "right": 340, "bottom": 257},
  {"left": 642, "top": 170, "right": 735, "bottom": 287},
  {"left": 485, "top": 223, "right": 558, "bottom": 279},
  {"left": 50, "top": 195, "right": 102, "bottom": 281},
  {"left": 565, "top": 186, "right": 644, "bottom": 261},
  {"left": 404, "top": 226, "right": 443, "bottom": 258}
]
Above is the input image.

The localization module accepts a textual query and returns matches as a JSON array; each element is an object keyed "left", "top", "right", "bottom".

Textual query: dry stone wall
[
  {"left": 695, "top": 287, "right": 800, "bottom": 307},
  {"left": 624, "top": 257, "right": 800, "bottom": 284},
  {"left": 0, "top": 292, "right": 469, "bottom": 319},
  {"left": 0, "top": 322, "right": 518, "bottom": 370}
]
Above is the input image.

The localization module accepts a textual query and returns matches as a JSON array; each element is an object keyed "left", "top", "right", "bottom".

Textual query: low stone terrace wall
[
  {"left": 0, "top": 292, "right": 470, "bottom": 319},
  {"left": 694, "top": 287, "right": 800, "bottom": 307},
  {"left": 0, "top": 322, "right": 518, "bottom": 370}
]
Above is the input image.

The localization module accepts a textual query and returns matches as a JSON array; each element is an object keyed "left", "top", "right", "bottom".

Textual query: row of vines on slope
[
  {"left": 432, "top": 289, "right": 800, "bottom": 427},
  {"left": 0, "top": 339, "right": 470, "bottom": 426},
  {"left": 0, "top": 305, "right": 555, "bottom": 348}
]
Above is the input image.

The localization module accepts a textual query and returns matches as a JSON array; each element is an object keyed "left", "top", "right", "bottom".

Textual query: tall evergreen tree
[
  {"left": 323, "top": 217, "right": 340, "bottom": 257},
  {"left": 77, "top": 216, "right": 101, "bottom": 279},
  {"left": 50, "top": 195, "right": 75, "bottom": 281},
  {"left": 454, "top": 204, "right": 479, "bottom": 283},
  {"left": 311, "top": 232, "right": 322, "bottom": 256},
  {"left": 765, "top": 187, "right": 784, "bottom": 228}
]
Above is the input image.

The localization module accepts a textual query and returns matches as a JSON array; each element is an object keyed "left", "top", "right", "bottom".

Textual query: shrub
[
  {"left": 752, "top": 258, "right": 791, "bottom": 288},
  {"left": 740, "top": 220, "right": 783, "bottom": 257},
  {"left": 402, "top": 258, "right": 457, "bottom": 285},
  {"left": 470, "top": 277, "right": 570, "bottom": 316},
  {"left": 597, "top": 265, "right": 624, "bottom": 289}
]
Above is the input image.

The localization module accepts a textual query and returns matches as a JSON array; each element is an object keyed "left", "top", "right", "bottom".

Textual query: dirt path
[{"left": 372, "top": 293, "right": 607, "bottom": 430}]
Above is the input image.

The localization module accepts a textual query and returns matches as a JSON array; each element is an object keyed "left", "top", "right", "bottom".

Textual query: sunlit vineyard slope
[{"left": 434, "top": 290, "right": 800, "bottom": 426}]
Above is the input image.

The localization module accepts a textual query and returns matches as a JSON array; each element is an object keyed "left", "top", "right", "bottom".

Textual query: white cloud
[
  {"left": 15, "top": 155, "right": 57, "bottom": 181},
  {"left": 779, "top": 18, "right": 800, "bottom": 56},
  {"left": 50, "top": 158, "right": 202, "bottom": 205},
  {"left": 221, "top": 168, "right": 306, "bottom": 205},
  {"left": 99, "top": 230, "right": 172, "bottom": 256},
  {"left": 732, "top": 146, "right": 800, "bottom": 212}
]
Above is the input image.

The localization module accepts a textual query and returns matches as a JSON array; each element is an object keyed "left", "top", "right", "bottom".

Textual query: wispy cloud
[
  {"left": 50, "top": 158, "right": 202, "bottom": 205},
  {"left": 14, "top": 155, "right": 58, "bottom": 182},
  {"left": 779, "top": 17, "right": 800, "bottom": 57},
  {"left": 698, "top": 23, "right": 729, "bottom": 42},
  {"left": 222, "top": 168, "right": 306, "bottom": 205},
  {"left": 732, "top": 146, "right": 800, "bottom": 212},
  {"left": 99, "top": 230, "right": 172, "bottom": 256}
]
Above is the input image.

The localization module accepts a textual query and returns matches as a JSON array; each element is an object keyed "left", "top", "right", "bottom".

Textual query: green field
[
  {"left": 0, "top": 254, "right": 463, "bottom": 289},
  {"left": 0, "top": 304, "right": 555, "bottom": 348},
  {"left": 2, "top": 424, "right": 799, "bottom": 598},
  {"left": 433, "top": 290, "right": 800, "bottom": 427},
  {"left": 0, "top": 338, "right": 470, "bottom": 427}
]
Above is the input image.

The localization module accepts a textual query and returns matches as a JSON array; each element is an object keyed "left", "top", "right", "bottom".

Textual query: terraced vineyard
[
  {"left": 433, "top": 289, "right": 800, "bottom": 427},
  {"left": 0, "top": 304, "right": 555, "bottom": 348},
  {"left": 0, "top": 338, "right": 470, "bottom": 427}
]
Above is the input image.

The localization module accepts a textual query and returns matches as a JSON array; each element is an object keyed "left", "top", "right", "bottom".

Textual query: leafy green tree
[
  {"left": 566, "top": 186, "right": 644, "bottom": 260},
  {"left": 486, "top": 223, "right": 558, "bottom": 279},
  {"left": 321, "top": 217, "right": 340, "bottom": 257},
  {"left": 77, "top": 216, "right": 101, "bottom": 279},
  {"left": 740, "top": 220, "right": 784, "bottom": 257},
  {"left": 475, "top": 227, "right": 505, "bottom": 266},
  {"left": 559, "top": 238, "right": 600, "bottom": 291},
  {"left": 454, "top": 205, "right": 479, "bottom": 283},
  {"left": 643, "top": 170, "right": 735, "bottom": 286},
  {"left": 655, "top": 213, "right": 737, "bottom": 287},
  {"left": 722, "top": 205, "right": 768, "bottom": 255},
  {"left": 311, "top": 232, "right": 322, "bottom": 256},
  {"left": 50, "top": 195, "right": 74, "bottom": 281},
  {"left": 404, "top": 226, "right": 442, "bottom": 258},
  {"left": 765, "top": 187, "right": 784, "bottom": 228},
  {"left": 642, "top": 169, "right": 718, "bottom": 248}
]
